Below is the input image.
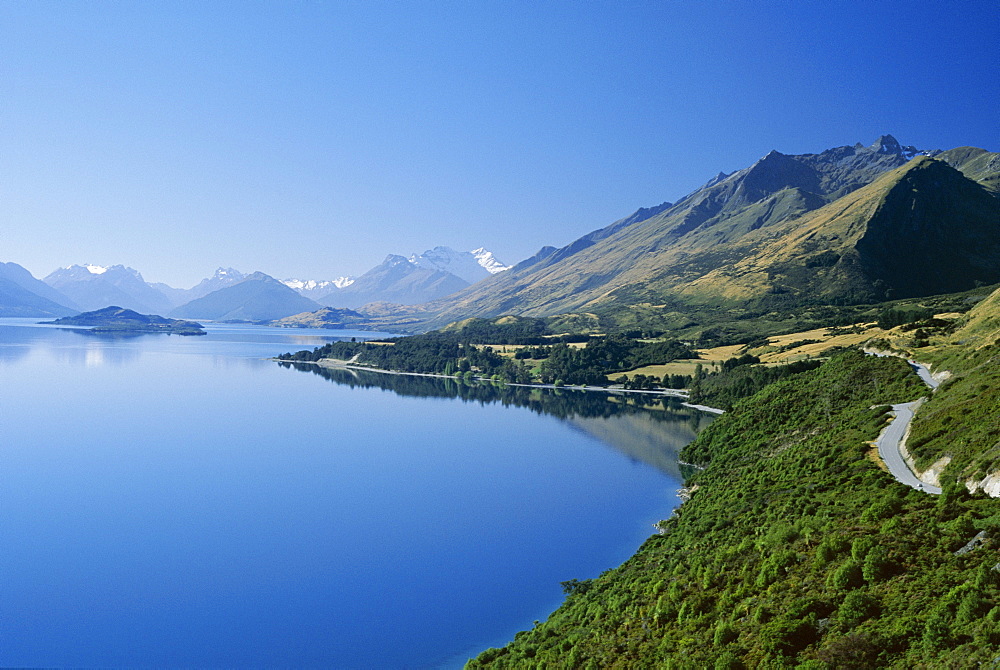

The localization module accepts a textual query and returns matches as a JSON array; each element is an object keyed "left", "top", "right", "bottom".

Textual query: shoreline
[{"left": 274, "top": 357, "right": 726, "bottom": 410}]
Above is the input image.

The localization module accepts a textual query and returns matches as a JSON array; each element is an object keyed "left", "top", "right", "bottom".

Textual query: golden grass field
[
  {"left": 455, "top": 312, "right": 964, "bottom": 382},
  {"left": 613, "top": 323, "right": 896, "bottom": 380}
]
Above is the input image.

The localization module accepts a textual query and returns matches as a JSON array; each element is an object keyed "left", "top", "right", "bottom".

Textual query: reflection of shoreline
[
  {"left": 279, "top": 361, "right": 716, "bottom": 476},
  {"left": 280, "top": 358, "right": 695, "bottom": 399}
]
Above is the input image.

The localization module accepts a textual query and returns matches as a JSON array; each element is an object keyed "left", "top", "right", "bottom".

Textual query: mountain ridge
[
  {"left": 169, "top": 272, "right": 323, "bottom": 321},
  {"left": 364, "top": 138, "right": 997, "bottom": 331}
]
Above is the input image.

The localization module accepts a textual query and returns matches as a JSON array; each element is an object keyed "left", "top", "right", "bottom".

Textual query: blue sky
[{"left": 1, "top": 1, "right": 997, "bottom": 288}]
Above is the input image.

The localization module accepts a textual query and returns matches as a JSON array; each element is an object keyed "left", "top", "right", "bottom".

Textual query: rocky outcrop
[{"left": 965, "top": 472, "right": 1000, "bottom": 497}]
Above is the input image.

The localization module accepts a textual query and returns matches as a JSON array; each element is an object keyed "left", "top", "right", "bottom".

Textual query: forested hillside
[{"left": 467, "top": 350, "right": 1000, "bottom": 667}]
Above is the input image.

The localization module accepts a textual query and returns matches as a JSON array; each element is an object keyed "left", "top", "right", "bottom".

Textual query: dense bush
[{"left": 467, "top": 350, "right": 1000, "bottom": 667}]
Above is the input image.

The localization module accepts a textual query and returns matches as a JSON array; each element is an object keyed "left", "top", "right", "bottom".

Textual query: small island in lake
[{"left": 45, "top": 306, "right": 207, "bottom": 335}]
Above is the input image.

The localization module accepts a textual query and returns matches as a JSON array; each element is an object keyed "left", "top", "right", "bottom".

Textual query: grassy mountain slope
[
  {"left": 679, "top": 157, "right": 1000, "bottom": 306},
  {"left": 938, "top": 146, "right": 1000, "bottom": 193},
  {"left": 468, "top": 350, "right": 1000, "bottom": 668},
  {"left": 869, "top": 286, "right": 1000, "bottom": 495},
  {"left": 372, "top": 140, "right": 997, "bottom": 332},
  {"left": 270, "top": 306, "right": 366, "bottom": 329}
]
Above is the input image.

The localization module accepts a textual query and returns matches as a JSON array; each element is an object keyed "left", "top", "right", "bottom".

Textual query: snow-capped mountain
[
  {"left": 324, "top": 254, "right": 469, "bottom": 309},
  {"left": 281, "top": 276, "right": 355, "bottom": 300},
  {"left": 44, "top": 264, "right": 173, "bottom": 314},
  {"left": 282, "top": 277, "right": 355, "bottom": 291},
  {"left": 186, "top": 268, "right": 248, "bottom": 301},
  {"left": 471, "top": 248, "right": 510, "bottom": 275},
  {"left": 170, "top": 271, "right": 323, "bottom": 321},
  {"left": 408, "top": 246, "right": 510, "bottom": 284}
]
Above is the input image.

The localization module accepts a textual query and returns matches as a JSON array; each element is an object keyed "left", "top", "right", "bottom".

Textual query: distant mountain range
[
  {"left": 44, "top": 264, "right": 174, "bottom": 315},
  {"left": 2, "top": 136, "right": 998, "bottom": 333},
  {"left": 0, "top": 262, "right": 78, "bottom": 317},
  {"left": 280, "top": 246, "right": 511, "bottom": 307},
  {"left": 0, "top": 246, "right": 509, "bottom": 321},
  {"left": 169, "top": 272, "right": 324, "bottom": 321}
]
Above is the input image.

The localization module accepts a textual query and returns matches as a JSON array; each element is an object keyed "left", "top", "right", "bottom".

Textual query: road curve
[{"left": 875, "top": 401, "right": 942, "bottom": 495}]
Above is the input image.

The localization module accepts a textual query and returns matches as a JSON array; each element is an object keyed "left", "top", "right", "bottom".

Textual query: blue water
[{"left": 0, "top": 319, "right": 709, "bottom": 668}]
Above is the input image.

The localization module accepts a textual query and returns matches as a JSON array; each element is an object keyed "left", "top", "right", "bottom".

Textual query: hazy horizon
[{"left": 2, "top": 1, "right": 998, "bottom": 287}]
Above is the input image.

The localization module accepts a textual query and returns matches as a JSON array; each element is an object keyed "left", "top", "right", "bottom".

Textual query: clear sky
[{"left": 1, "top": 1, "right": 997, "bottom": 288}]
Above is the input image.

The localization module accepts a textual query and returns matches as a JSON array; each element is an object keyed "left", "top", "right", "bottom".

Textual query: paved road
[
  {"left": 864, "top": 349, "right": 943, "bottom": 494},
  {"left": 908, "top": 360, "right": 940, "bottom": 389},
  {"left": 876, "top": 401, "right": 942, "bottom": 495}
]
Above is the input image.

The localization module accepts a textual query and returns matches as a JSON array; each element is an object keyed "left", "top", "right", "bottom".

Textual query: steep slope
[
  {"left": 149, "top": 282, "right": 190, "bottom": 308},
  {"left": 44, "top": 264, "right": 173, "bottom": 314},
  {"left": 399, "top": 138, "right": 993, "bottom": 329},
  {"left": 0, "top": 279, "right": 78, "bottom": 317},
  {"left": 470, "top": 350, "right": 1000, "bottom": 667},
  {"left": 0, "top": 262, "right": 79, "bottom": 315},
  {"left": 323, "top": 254, "right": 470, "bottom": 309},
  {"left": 170, "top": 272, "right": 323, "bottom": 321},
  {"left": 946, "top": 284, "right": 1000, "bottom": 348},
  {"left": 679, "top": 157, "right": 1000, "bottom": 305},
  {"left": 185, "top": 267, "right": 248, "bottom": 301},
  {"left": 938, "top": 146, "right": 1000, "bottom": 193}
]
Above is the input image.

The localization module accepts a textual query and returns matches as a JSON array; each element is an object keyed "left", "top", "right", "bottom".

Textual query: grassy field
[
  {"left": 472, "top": 313, "right": 964, "bottom": 384},
  {"left": 614, "top": 323, "right": 902, "bottom": 381}
]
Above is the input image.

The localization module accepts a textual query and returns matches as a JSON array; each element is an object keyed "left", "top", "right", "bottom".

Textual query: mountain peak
[
  {"left": 384, "top": 254, "right": 410, "bottom": 266},
  {"left": 407, "top": 247, "right": 510, "bottom": 283},
  {"left": 471, "top": 248, "right": 511, "bottom": 275},
  {"left": 213, "top": 267, "right": 245, "bottom": 280},
  {"left": 870, "top": 134, "right": 902, "bottom": 154}
]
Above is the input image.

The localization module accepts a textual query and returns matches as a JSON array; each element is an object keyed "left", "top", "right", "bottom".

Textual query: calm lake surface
[{"left": 0, "top": 318, "right": 713, "bottom": 668}]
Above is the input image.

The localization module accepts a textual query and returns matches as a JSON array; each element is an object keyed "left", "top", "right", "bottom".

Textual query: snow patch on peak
[
  {"left": 333, "top": 276, "right": 355, "bottom": 289},
  {"left": 85, "top": 264, "right": 108, "bottom": 275},
  {"left": 282, "top": 277, "right": 355, "bottom": 293},
  {"left": 213, "top": 267, "right": 244, "bottom": 280},
  {"left": 471, "top": 248, "right": 511, "bottom": 274},
  {"left": 871, "top": 134, "right": 902, "bottom": 154},
  {"left": 408, "top": 246, "right": 509, "bottom": 284}
]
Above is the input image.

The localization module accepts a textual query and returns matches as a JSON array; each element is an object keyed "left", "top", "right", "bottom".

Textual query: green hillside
[
  {"left": 468, "top": 348, "right": 1000, "bottom": 668},
  {"left": 362, "top": 140, "right": 999, "bottom": 335}
]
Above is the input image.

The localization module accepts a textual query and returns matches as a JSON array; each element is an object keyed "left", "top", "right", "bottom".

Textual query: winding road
[{"left": 872, "top": 356, "right": 943, "bottom": 495}]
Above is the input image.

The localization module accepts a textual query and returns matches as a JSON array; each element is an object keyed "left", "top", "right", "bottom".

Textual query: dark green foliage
[
  {"left": 690, "top": 358, "right": 823, "bottom": 410},
  {"left": 466, "top": 350, "right": 1000, "bottom": 668},
  {"left": 48, "top": 306, "right": 206, "bottom": 335},
  {"left": 537, "top": 336, "right": 695, "bottom": 385},
  {"left": 443, "top": 316, "right": 553, "bottom": 344},
  {"left": 560, "top": 579, "right": 593, "bottom": 596},
  {"left": 279, "top": 329, "right": 694, "bottom": 387},
  {"left": 876, "top": 305, "right": 936, "bottom": 329}
]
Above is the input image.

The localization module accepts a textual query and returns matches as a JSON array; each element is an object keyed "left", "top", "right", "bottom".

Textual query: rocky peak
[
  {"left": 213, "top": 267, "right": 245, "bottom": 281},
  {"left": 383, "top": 254, "right": 410, "bottom": 266},
  {"left": 870, "top": 134, "right": 903, "bottom": 154}
]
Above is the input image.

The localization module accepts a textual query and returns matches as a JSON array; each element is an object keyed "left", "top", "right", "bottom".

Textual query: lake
[{"left": 0, "top": 318, "right": 713, "bottom": 668}]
